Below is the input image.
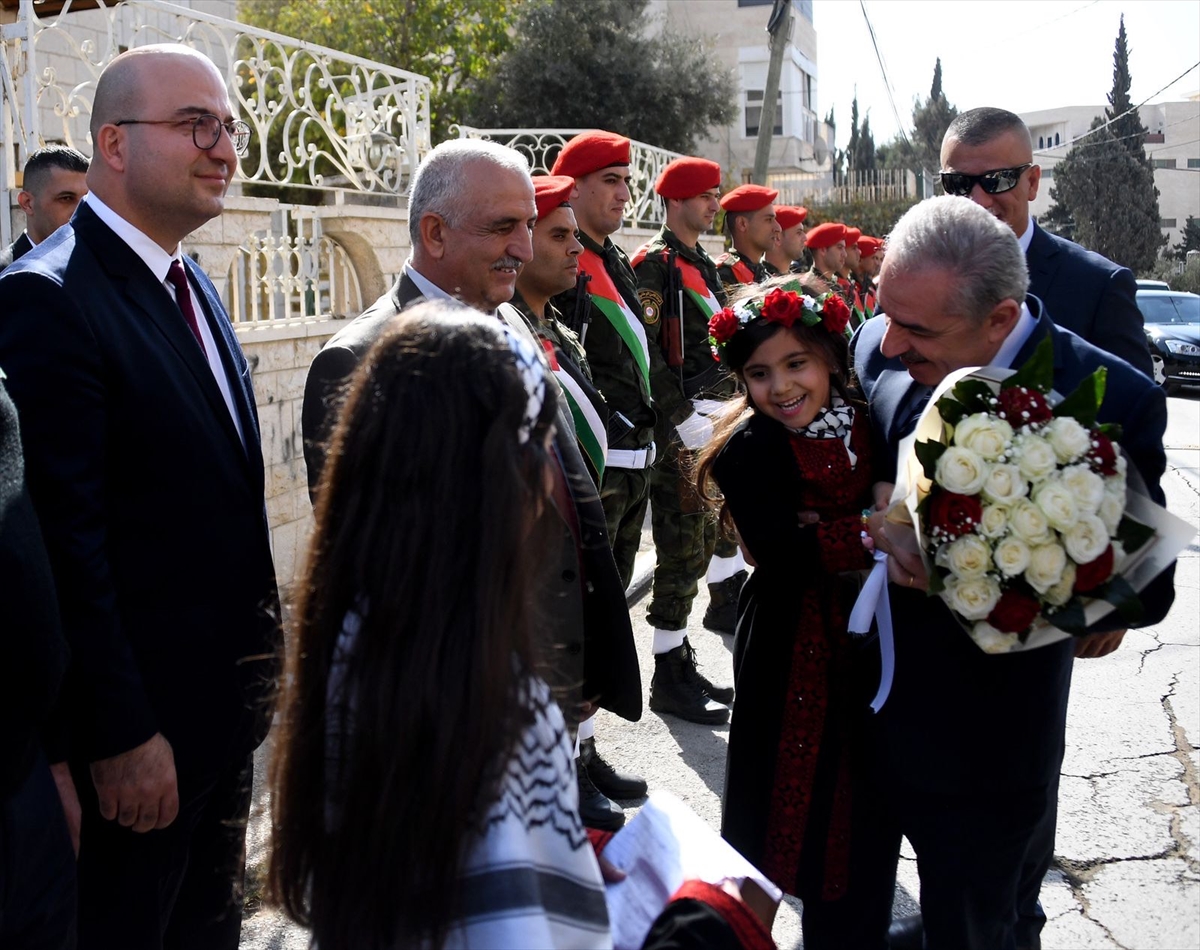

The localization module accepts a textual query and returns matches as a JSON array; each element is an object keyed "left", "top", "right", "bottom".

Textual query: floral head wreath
[{"left": 707, "top": 280, "right": 852, "bottom": 364}]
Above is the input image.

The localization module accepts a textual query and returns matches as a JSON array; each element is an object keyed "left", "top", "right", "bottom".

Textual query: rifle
[
  {"left": 567, "top": 271, "right": 593, "bottom": 346},
  {"left": 662, "top": 248, "right": 685, "bottom": 389}
]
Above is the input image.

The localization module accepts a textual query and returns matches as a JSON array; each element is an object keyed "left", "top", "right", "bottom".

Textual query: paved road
[{"left": 241, "top": 394, "right": 1200, "bottom": 950}]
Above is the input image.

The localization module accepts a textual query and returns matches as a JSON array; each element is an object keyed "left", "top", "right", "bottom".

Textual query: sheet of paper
[{"left": 602, "top": 790, "right": 782, "bottom": 950}]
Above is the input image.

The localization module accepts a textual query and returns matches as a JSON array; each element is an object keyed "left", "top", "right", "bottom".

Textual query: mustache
[{"left": 492, "top": 257, "right": 523, "bottom": 271}]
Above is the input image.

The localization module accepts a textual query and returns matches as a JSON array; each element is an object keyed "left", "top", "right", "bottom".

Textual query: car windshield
[{"left": 1138, "top": 295, "right": 1200, "bottom": 325}]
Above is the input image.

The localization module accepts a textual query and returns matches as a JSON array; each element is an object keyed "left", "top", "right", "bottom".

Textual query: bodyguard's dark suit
[
  {"left": 0, "top": 231, "right": 34, "bottom": 272},
  {"left": 1026, "top": 221, "right": 1151, "bottom": 377},
  {"left": 0, "top": 201, "right": 280, "bottom": 947},
  {"left": 854, "top": 304, "right": 1174, "bottom": 949},
  {"left": 302, "top": 270, "right": 642, "bottom": 723}
]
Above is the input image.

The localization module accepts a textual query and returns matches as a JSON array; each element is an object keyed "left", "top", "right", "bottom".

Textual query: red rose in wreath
[
  {"left": 997, "top": 386, "right": 1053, "bottom": 426},
  {"left": 926, "top": 489, "right": 983, "bottom": 540},
  {"left": 821, "top": 294, "right": 851, "bottom": 334},
  {"left": 988, "top": 588, "right": 1042, "bottom": 634},
  {"left": 708, "top": 307, "right": 740, "bottom": 345},
  {"left": 761, "top": 288, "right": 801, "bottom": 327},
  {"left": 1073, "top": 544, "right": 1115, "bottom": 593},
  {"left": 1087, "top": 431, "right": 1119, "bottom": 476}
]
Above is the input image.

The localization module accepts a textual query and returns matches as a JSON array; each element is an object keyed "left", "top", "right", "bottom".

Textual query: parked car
[
  {"left": 1136, "top": 279, "right": 1172, "bottom": 291},
  {"left": 1137, "top": 290, "right": 1200, "bottom": 394}
]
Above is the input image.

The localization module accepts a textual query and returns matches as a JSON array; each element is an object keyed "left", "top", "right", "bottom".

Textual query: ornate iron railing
[{"left": 452, "top": 126, "right": 684, "bottom": 229}]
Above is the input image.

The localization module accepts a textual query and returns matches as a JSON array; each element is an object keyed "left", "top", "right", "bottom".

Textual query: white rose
[
  {"left": 1112, "top": 541, "right": 1127, "bottom": 571},
  {"left": 953, "top": 413, "right": 1013, "bottom": 462},
  {"left": 993, "top": 535, "right": 1032, "bottom": 577},
  {"left": 935, "top": 446, "right": 990, "bottom": 495},
  {"left": 1061, "top": 464, "right": 1106, "bottom": 515},
  {"left": 1009, "top": 499, "right": 1053, "bottom": 545},
  {"left": 1045, "top": 416, "right": 1092, "bottom": 463},
  {"left": 943, "top": 575, "right": 1003, "bottom": 620},
  {"left": 1098, "top": 491, "right": 1124, "bottom": 534},
  {"left": 1025, "top": 542, "right": 1068, "bottom": 594},
  {"left": 979, "top": 504, "right": 1009, "bottom": 540},
  {"left": 1033, "top": 479, "right": 1080, "bottom": 532},
  {"left": 1105, "top": 467, "right": 1127, "bottom": 500},
  {"left": 971, "top": 621, "right": 1021, "bottom": 654},
  {"left": 1063, "top": 514, "right": 1110, "bottom": 565},
  {"left": 982, "top": 463, "right": 1029, "bottom": 506},
  {"left": 1015, "top": 434, "right": 1059, "bottom": 482},
  {"left": 944, "top": 534, "right": 992, "bottom": 579},
  {"left": 1044, "top": 560, "right": 1077, "bottom": 606}
]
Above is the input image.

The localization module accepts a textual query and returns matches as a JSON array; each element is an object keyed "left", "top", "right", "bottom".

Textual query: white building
[{"left": 1022, "top": 96, "right": 1200, "bottom": 251}]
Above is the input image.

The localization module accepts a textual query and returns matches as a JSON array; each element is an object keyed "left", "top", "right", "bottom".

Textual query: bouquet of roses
[{"left": 895, "top": 337, "right": 1191, "bottom": 654}]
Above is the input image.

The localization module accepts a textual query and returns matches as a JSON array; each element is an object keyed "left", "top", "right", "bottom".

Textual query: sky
[{"left": 811, "top": 0, "right": 1200, "bottom": 148}]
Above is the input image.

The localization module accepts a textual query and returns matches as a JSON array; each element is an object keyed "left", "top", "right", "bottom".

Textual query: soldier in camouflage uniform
[
  {"left": 763, "top": 204, "right": 808, "bottom": 277},
  {"left": 853, "top": 234, "right": 883, "bottom": 320},
  {"left": 714, "top": 184, "right": 780, "bottom": 295},
  {"left": 838, "top": 226, "right": 868, "bottom": 328},
  {"left": 631, "top": 157, "right": 738, "bottom": 726},
  {"left": 804, "top": 221, "right": 850, "bottom": 303}
]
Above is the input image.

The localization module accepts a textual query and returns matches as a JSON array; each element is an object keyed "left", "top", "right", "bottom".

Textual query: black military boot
[
  {"left": 580, "top": 736, "right": 647, "bottom": 800},
  {"left": 702, "top": 570, "right": 748, "bottom": 634},
  {"left": 576, "top": 755, "right": 625, "bottom": 831},
  {"left": 650, "top": 641, "right": 731, "bottom": 725},
  {"left": 681, "top": 637, "right": 734, "bottom": 705}
]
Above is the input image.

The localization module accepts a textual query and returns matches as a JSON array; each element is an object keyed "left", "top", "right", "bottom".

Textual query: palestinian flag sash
[
  {"left": 676, "top": 257, "right": 722, "bottom": 319},
  {"left": 578, "top": 248, "right": 650, "bottom": 388},
  {"left": 540, "top": 340, "right": 606, "bottom": 479},
  {"left": 728, "top": 256, "right": 757, "bottom": 285}
]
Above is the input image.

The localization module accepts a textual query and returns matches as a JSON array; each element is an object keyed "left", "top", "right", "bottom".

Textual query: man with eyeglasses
[
  {"left": 0, "top": 44, "right": 278, "bottom": 949},
  {"left": 939, "top": 107, "right": 1151, "bottom": 377}
]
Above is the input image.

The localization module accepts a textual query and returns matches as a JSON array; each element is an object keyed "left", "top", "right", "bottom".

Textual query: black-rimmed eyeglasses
[
  {"left": 939, "top": 163, "right": 1033, "bottom": 197},
  {"left": 115, "top": 114, "right": 252, "bottom": 156}
]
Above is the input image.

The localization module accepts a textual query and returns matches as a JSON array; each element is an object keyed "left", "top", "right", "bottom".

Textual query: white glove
[
  {"left": 691, "top": 398, "right": 724, "bottom": 417},
  {"left": 676, "top": 410, "right": 713, "bottom": 451}
]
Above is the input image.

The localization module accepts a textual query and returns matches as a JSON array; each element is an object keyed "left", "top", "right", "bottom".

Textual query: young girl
[
  {"left": 696, "top": 278, "right": 889, "bottom": 948},
  {"left": 269, "top": 302, "right": 776, "bottom": 950}
]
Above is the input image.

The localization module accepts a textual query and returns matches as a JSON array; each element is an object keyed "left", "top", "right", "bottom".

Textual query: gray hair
[
  {"left": 407, "top": 139, "right": 531, "bottom": 243},
  {"left": 883, "top": 196, "right": 1028, "bottom": 320}
]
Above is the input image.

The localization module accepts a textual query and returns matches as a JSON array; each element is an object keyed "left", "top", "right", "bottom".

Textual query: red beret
[
  {"left": 719, "top": 184, "right": 778, "bottom": 213},
  {"left": 551, "top": 130, "right": 630, "bottom": 179},
  {"left": 774, "top": 205, "right": 808, "bottom": 230},
  {"left": 655, "top": 157, "right": 722, "bottom": 199},
  {"left": 533, "top": 175, "right": 575, "bottom": 221},
  {"left": 843, "top": 227, "right": 862, "bottom": 247},
  {"left": 858, "top": 235, "right": 884, "bottom": 256},
  {"left": 805, "top": 222, "right": 847, "bottom": 249}
]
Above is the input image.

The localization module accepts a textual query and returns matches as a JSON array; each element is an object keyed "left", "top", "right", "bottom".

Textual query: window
[
  {"left": 1187, "top": 158, "right": 1200, "bottom": 169},
  {"left": 745, "top": 89, "right": 783, "bottom": 137},
  {"left": 1161, "top": 218, "right": 1177, "bottom": 228},
  {"left": 1054, "top": 132, "right": 1060, "bottom": 146},
  {"left": 1038, "top": 136, "right": 1044, "bottom": 149},
  {"left": 1152, "top": 158, "right": 1177, "bottom": 169}
]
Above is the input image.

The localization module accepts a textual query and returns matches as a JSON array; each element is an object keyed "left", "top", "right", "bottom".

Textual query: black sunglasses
[{"left": 939, "top": 163, "right": 1032, "bottom": 197}]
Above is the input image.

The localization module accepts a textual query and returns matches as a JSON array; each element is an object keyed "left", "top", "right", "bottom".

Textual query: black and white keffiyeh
[
  {"left": 502, "top": 326, "right": 547, "bottom": 445},
  {"left": 792, "top": 396, "right": 858, "bottom": 467}
]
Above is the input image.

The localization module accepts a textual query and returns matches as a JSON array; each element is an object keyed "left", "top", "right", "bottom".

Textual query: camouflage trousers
[
  {"left": 646, "top": 437, "right": 738, "bottom": 631},
  {"left": 599, "top": 466, "right": 652, "bottom": 590}
]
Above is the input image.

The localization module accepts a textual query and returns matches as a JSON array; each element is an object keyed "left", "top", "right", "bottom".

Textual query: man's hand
[
  {"left": 1075, "top": 629, "right": 1127, "bottom": 659},
  {"left": 90, "top": 732, "right": 179, "bottom": 833},
  {"left": 873, "top": 481, "right": 895, "bottom": 510},
  {"left": 49, "top": 761, "right": 81, "bottom": 856}
]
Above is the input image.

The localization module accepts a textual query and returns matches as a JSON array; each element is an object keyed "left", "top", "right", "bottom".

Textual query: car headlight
[{"left": 1164, "top": 339, "right": 1200, "bottom": 356}]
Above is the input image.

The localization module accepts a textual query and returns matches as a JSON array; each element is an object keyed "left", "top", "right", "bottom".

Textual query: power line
[
  {"left": 858, "top": 0, "right": 912, "bottom": 155},
  {"left": 1034, "top": 112, "right": 1200, "bottom": 156}
]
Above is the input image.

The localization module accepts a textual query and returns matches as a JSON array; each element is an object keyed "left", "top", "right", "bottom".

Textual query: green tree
[
  {"left": 239, "top": 0, "right": 523, "bottom": 144},
  {"left": 845, "top": 95, "right": 876, "bottom": 175},
  {"left": 1106, "top": 15, "right": 1148, "bottom": 157},
  {"left": 1171, "top": 215, "right": 1200, "bottom": 260},
  {"left": 882, "top": 58, "right": 957, "bottom": 185},
  {"left": 464, "top": 0, "right": 737, "bottom": 154},
  {"left": 805, "top": 195, "right": 917, "bottom": 239}
]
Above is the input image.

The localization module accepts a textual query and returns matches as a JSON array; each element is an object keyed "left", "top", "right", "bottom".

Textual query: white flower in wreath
[
  {"left": 1014, "top": 434, "right": 1059, "bottom": 482},
  {"left": 1044, "top": 560, "right": 1077, "bottom": 607},
  {"left": 1025, "top": 542, "right": 1068, "bottom": 594},
  {"left": 982, "top": 463, "right": 1029, "bottom": 506},
  {"left": 979, "top": 504, "right": 1009, "bottom": 540},
  {"left": 970, "top": 621, "right": 1021, "bottom": 654},
  {"left": 993, "top": 535, "right": 1032, "bottom": 577},
  {"left": 942, "top": 534, "right": 992, "bottom": 579},
  {"left": 1063, "top": 513, "right": 1110, "bottom": 565},
  {"left": 1098, "top": 490, "right": 1124, "bottom": 534},
  {"left": 953, "top": 413, "right": 1013, "bottom": 461},
  {"left": 1061, "top": 464, "right": 1106, "bottom": 515},
  {"left": 935, "top": 446, "right": 990, "bottom": 495},
  {"left": 1033, "top": 479, "right": 1081, "bottom": 532},
  {"left": 1009, "top": 499, "right": 1053, "bottom": 545},
  {"left": 943, "top": 574, "right": 1003, "bottom": 620},
  {"left": 1045, "top": 416, "right": 1092, "bottom": 464}
]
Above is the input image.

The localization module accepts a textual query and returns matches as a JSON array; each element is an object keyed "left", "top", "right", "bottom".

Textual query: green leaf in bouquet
[
  {"left": 1117, "top": 515, "right": 1155, "bottom": 554},
  {"left": 953, "top": 379, "right": 997, "bottom": 414},
  {"left": 1100, "top": 575, "right": 1145, "bottom": 625},
  {"left": 1096, "top": 422, "right": 1123, "bottom": 441},
  {"left": 1052, "top": 366, "right": 1107, "bottom": 428},
  {"left": 915, "top": 439, "right": 947, "bottom": 481},
  {"left": 927, "top": 569, "right": 946, "bottom": 595},
  {"left": 1003, "top": 335, "right": 1054, "bottom": 393},
  {"left": 1046, "top": 597, "right": 1089, "bottom": 635},
  {"left": 938, "top": 396, "right": 967, "bottom": 427}
]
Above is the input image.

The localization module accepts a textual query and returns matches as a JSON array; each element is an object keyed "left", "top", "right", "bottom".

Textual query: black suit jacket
[
  {"left": 0, "top": 203, "right": 280, "bottom": 779},
  {"left": 854, "top": 304, "right": 1174, "bottom": 794},
  {"left": 1026, "top": 221, "right": 1152, "bottom": 377}
]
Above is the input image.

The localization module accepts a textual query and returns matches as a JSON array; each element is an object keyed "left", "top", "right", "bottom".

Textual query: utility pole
[{"left": 752, "top": 0, "right": 791, "bottom": 185}]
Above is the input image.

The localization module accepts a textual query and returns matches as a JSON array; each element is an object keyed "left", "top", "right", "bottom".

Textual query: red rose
[
  {"left": 708, "top": 307, "right": 739, "bottom": 345},
  {"left": 1087, "top": 431, "right": 1119, "bottom": 476},
  {"left": 761, "top": 288, "right": 801, "bottom": 327},
  {"left": 821, "top": 294, "right": 851, "bottom": 334},
  {"left": 1073, "top": 544, "right": 1115, "bottom": 594},
  {"left": 988, "top": 588, "right": 1042, "bottom": 634},
  {"left": 925, "top": 489, "right": 983, "bottom": 540},
  {"left": 997, "top": 386, "right": 1053, "bottom": 426}
]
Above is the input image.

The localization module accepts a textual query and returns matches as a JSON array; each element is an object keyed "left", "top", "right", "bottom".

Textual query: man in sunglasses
[
  {"left": 0, "top": 45, "right": 277, "bottom": 949},
  {"left": 938, "top": 107, "right": 1151, "bottom": 377}
]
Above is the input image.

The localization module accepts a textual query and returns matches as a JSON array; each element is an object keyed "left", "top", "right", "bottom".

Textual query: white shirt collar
[
  {"left": 82, "top": 193, "right": 182, "bottom": 280},
  {"left": 991, "top": 302, "right": 1039, "bottom": 370},
  {"left": 1017, "top": 213, "right": 1035, "bottom": 254},
  {"left": 403, "top": 260, "right": 454, "bottom": 302}
]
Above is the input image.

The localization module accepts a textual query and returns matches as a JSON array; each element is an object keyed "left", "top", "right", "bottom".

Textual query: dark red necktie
[{"left": 166, "top": 259, "right": 207, "bottom": 357}]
